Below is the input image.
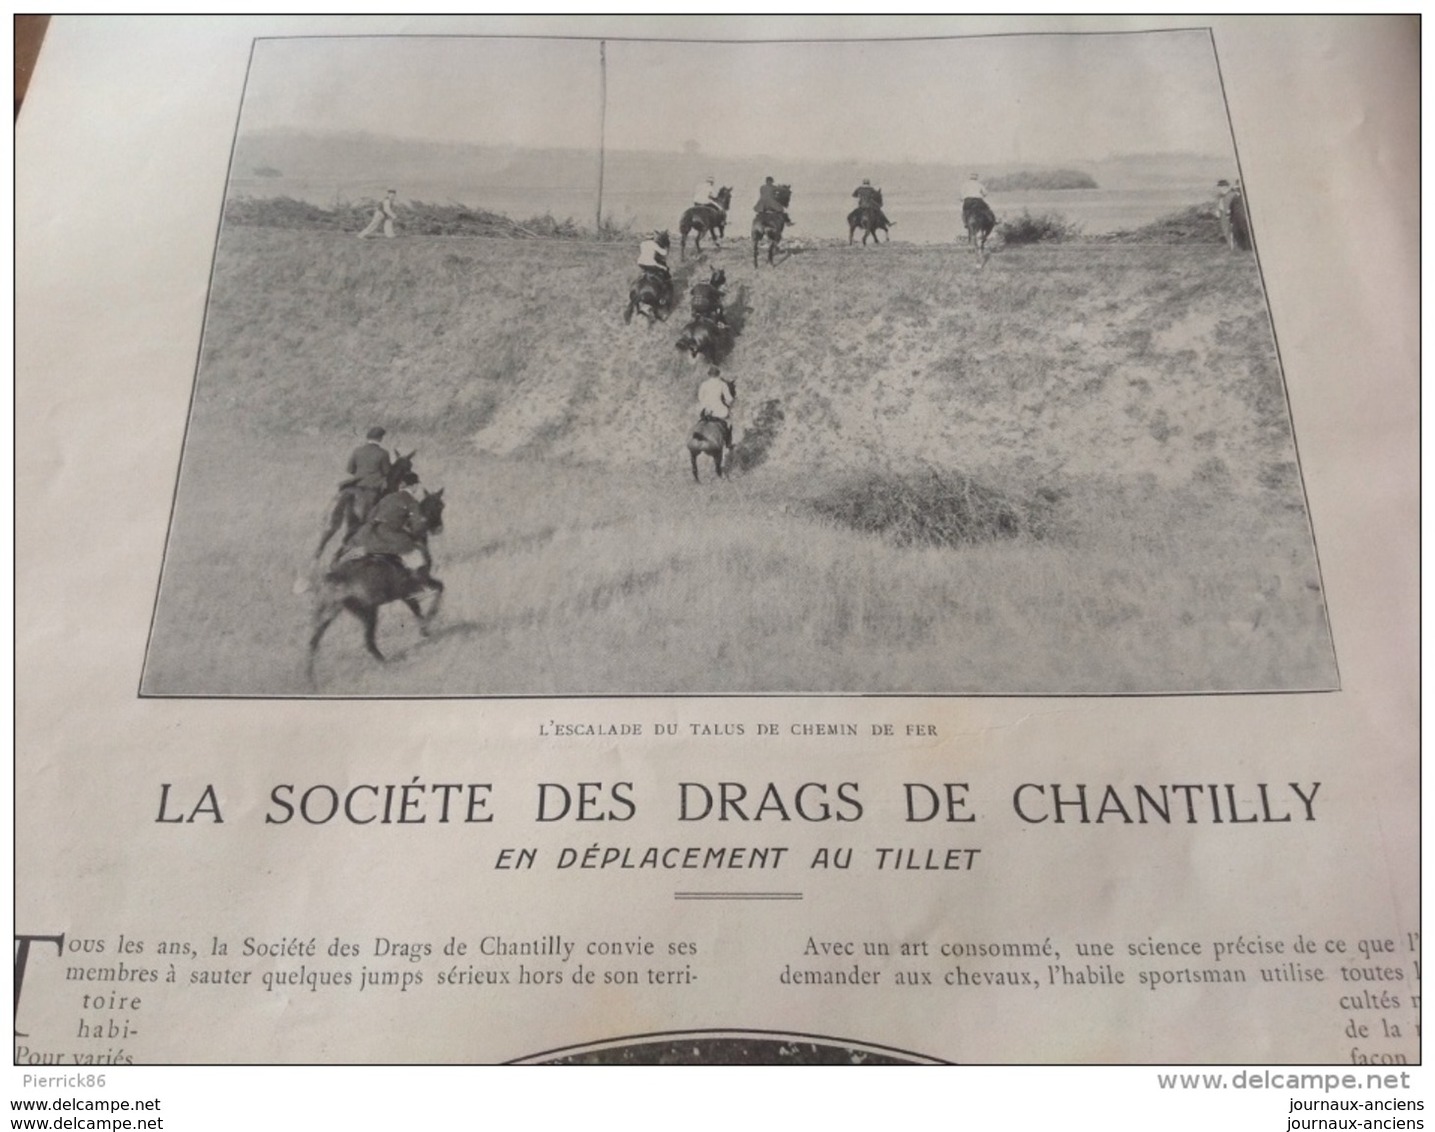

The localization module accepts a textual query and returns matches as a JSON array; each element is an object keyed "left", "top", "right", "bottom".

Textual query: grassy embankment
[{"left": 143, "top": 221, "right": 1335, "bottom": 695}]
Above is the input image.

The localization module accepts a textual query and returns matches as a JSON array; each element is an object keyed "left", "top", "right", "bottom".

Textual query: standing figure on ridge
[
  {"left": 1213, "top": 179, "right": 1250, "bottom": 251},
  {"left": 358, "top": 189, "right": 399, "bottom": 239}
]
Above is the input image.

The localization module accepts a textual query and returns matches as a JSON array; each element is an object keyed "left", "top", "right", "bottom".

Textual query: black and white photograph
[{"left": 138, "top": 29, "right": 1339, "bottom": 697}]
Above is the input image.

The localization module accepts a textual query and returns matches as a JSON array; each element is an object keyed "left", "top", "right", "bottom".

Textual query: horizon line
[{"left": 238, "top": 127, "right": 1228, "bottom": 172}]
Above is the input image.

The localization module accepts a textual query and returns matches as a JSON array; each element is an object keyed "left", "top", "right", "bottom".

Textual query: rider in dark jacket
[
  {"left": 852, "top": 179, "right": 890, "bottom": 228},
  {"left": 754, "top": 177, "right": 794, "bottom": 226},
  {"left": 339, "top": 426, "right": 392, "bottom": 523},
  {"left": 690, "top": 268, "right": 727, "bottom": 326},
  {"left": 350, "top": 471, "right": 432, "bottom": 575}
]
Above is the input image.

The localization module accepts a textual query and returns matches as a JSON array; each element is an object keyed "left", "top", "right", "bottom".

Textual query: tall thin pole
[{"left": 596, "top": 40, "right": 607, "bottom": 232}]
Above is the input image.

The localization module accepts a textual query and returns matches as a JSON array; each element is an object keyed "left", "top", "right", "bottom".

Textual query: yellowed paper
[{"left": 13, "top": 15, "right": 1418, "bottom": 1072}]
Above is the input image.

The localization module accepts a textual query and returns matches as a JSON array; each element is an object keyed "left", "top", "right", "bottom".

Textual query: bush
[
  {"left": 807, "top": 468, "right": 1059, "bottom": 547},
  {"left": 223, "top": 195, "right": 357, "bottom": 231},
  {"left": 997, "top": 210, "right": 1083, "bottom": 245},
  {"left": 1100, "top": 204, "right": 1226, "bottom": 245}
]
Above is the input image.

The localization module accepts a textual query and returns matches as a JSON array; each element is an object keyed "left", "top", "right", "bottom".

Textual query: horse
[
  {"left": 313, "top": 449, "right": 415, "bottom": 562},
  {"left": 689, "top": 267, "right": 727, "bottom": 319},
  {"left": 623, "top": 271, "right": 672, "bottom": 324},
  {"left": 847, "top": 205, "right": 890, "bottom": 245},
  {"left": 675, "top": 269, "right": 729, "bottom": 362},
  {"left": 962, "top": 197, "right": 996, "bottom": 261},
  {"left": 306, "top": 489, "right": 445, "bottom": 684},
  {"left": 687, "top": 418, "right": 729, "bottom": 483},
  {"left": 752, "top": 184, "right": 792, "bottom": 268},
  {"left": 676, "top": 314, "right": 728, "bottom": 365},
  {"left": 679, "top": 187, "right": 732, "bottom": 259}
]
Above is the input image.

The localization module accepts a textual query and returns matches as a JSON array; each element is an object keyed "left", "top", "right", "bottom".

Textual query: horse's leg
[
  {"left": 346, "top": 598, "right": 385, "bottom": 663},
  {"left": 403, "top": 587, "right": 443, "bottom": 639},
  {"left": 306, "top": 599, "right": 344, "bottom": 685},
  {"left": 402, "top": 597, "right": 426, "bottom": 634},
  {"left": 713, "top": 446, "right": 724, "bottom": 478},
  {"left": 331, "top": 503, "right": 364, "bottom": 566},
  {"left": 848, "top": 225, "right": 855, "bottom": 246},
  {"left": 315, "top": 497, "right": 344, "bottom": 559},
  {"left": 623, "top": 292, "right": 635, "bottom": 324},
  {"left": 422, "top": 576, "right": 444, "bottom": 626},
  {"left": 690, "top": 448, "right": 701, "bottom": 484}
]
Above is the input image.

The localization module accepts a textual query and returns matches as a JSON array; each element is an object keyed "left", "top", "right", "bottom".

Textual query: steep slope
[
  {"left": 195, "top": 228, "right": 1296, "bottom": 502},
  {"left": 148, "top": 226, "right": 1333, "bottom": 696}
]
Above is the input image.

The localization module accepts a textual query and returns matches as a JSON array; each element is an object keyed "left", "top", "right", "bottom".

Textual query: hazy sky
[{"left": 240, "top": 30, "right": 1236, "bottom": 166}]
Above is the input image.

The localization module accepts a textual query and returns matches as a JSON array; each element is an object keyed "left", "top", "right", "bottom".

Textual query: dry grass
[{"left": 144, "top": 228, "right": 1336, "bottom": 695}]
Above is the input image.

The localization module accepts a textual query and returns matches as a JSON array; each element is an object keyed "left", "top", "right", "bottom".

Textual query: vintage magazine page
[{"left": 11, "top": 12, "right": 1419, "bottom": 1122}]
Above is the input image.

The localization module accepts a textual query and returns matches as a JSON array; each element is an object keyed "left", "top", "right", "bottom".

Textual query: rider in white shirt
[
  {"left": 637, "top": 231, "right": 671, "bottom": 276},
  {"left": 960, "top": 174, "right": 987, "bottom": 202},
  {"left": 696, "top": 367, "right": 737, "bottom": 450},
  {"left": 636, "top": 230, "right": 672, "bottom": 307},
  {"left": 693, "top": 176, "right": 720, "bottom": 209}
]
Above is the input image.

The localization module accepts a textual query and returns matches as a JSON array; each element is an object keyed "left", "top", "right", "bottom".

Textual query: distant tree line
[
  {"left": 222, "top": 195, "right": 631, "bottom": 240},
  {"left": 987, "top": 169, "right": 1098, "bottom": 191}
]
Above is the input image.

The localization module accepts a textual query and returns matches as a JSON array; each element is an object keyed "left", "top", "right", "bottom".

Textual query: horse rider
[
  {"left": 1213, "top": 179, "right": 1242, "bottom": 248},
  {"left": 960, "top": 173, "right": 987, "bottom": 203},
  {"left": 338, "top": 426, "right": 393, "bottom": 524},
  {"left": 696, "top": 366, "right": 737, "bottom": 452},
  {"left": 754, "top": 176, "right": 794, "bottom": 226},
  {"left": 693, "top": 175, "right": 724, "bottom": 214},
  {"left": 348, "top": 469, "right": 433, "bottom": 577},
  {"left": 852, "top": 178, "right": 891, "bottom": 228},
  {"left": 636, "top": 229, "right": 673, "bottom": 307},
  {"left": 691, "top": 268, "right": 727, "bottom": 326}
]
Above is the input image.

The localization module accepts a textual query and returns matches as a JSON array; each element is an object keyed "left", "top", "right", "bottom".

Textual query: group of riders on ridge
[
  {"left": 630, "top": 172, "right": 984, "bottom": 475},
  {"left": 635, "top": 172, "right": 909, "bottom": 308}
]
